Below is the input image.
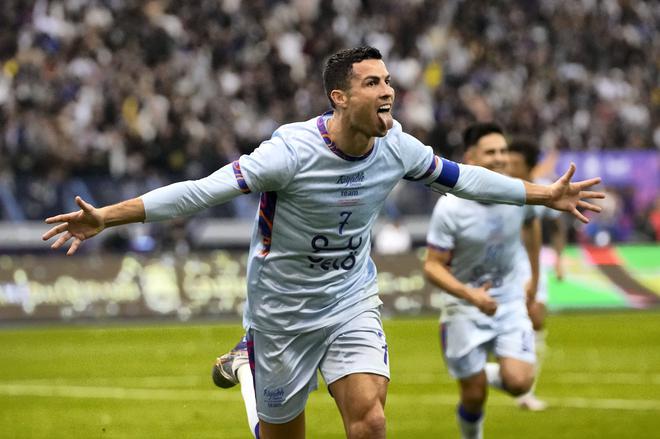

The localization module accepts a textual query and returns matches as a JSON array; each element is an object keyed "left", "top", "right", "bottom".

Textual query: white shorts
[
  {"left": 247, "top": 308, "right": 390, "bottom": 424},
  {"left": 440, "top": 300, "right": 536, "bottom": 379}
]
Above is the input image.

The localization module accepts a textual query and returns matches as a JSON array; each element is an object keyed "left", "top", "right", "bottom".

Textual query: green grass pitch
[{"left": 1, "top": 311, "right": 659, "bottom": 438}]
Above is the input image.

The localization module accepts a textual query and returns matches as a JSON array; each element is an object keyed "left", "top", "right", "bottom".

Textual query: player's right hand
[
  {"left": 470, "top": 281, "right": 497, "bottom": 316},
  {"left": 546, "top": 163, "right": 604, "bottom": 223},
  {"left": 42, "top": 196, "right": 105, "bottom": 255}
]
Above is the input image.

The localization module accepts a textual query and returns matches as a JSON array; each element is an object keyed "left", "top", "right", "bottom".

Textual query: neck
[{"left": 327, "top": 112, "right": 374, "bottom": 157}]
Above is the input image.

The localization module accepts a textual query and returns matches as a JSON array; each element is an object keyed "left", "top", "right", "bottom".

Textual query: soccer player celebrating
[
  {"left": 43, "top": 47, "right": 603, "bottom": 439},
  {"left": 424, "top": 123, "right": 547, "bottom": 438}
]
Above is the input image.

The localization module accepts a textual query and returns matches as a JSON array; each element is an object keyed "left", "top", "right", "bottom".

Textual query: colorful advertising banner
[
  {"left": 0, "top": 246, "right": 658, "bottom": 322},
  {"left": 556, "top": 151, "right": 659, "bottom": 210}
]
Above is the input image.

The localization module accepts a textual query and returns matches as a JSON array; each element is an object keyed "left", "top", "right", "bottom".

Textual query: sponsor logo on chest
[{"left": 336, "top": 171, "right": 365, "bottom": 201}]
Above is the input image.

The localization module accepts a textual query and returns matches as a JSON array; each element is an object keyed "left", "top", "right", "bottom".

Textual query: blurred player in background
[
  {"left": 43, "top": 48, "right": 603, "bottom": 439},
  {"left": 424, "top": 123, "right": 543, "bottom": 439},
  {"left": 506, "top": 138, "right": 567, "bottom": 411}
]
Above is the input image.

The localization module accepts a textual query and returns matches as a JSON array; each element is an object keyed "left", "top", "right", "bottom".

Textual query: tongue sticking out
[{"left": 377, "top": 111, "right": 394, "bottom": 132}]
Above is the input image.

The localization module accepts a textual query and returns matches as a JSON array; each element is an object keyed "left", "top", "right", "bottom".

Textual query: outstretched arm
[
  {"left": 42, "top": 196, "right": 145, "bottom": 255},
  {"left": 43, "top": 162, "right": 246, "bottom": 255},
  {"left": 522, "top": 163, "right": 603, "bottom": 223},
  {"left": 427, "top": 158, "right": 604, "bottom": 224}
]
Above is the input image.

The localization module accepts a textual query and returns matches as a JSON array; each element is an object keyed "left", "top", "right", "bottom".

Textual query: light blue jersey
[
  {"left": 141, "top": 112, "right": 526, "bottom": 333},
  {"left": 426, "top": 194, "right": 536, "bottom": 312},
  {"left": 236, "top": 113, "right": 455, "bottom": 333}
]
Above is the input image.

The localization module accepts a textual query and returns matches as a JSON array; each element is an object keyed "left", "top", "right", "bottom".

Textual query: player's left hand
[{"left": 547, "top": 163, "right": 604, "bottom": 223}]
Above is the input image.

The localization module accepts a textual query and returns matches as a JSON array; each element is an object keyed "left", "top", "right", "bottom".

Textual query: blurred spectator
[
  {"left": 374, "top": 195, "right": 413, "bottom": 255},
  {"left": 0, "top": 0, "right": 657, "bottom": 244},
  {"left": 582, "top": 187, "right": 634, "bottom": 246},
  {"left": 638, "top": 195, "right": 660, "bottom": 242},
  {"left": 374, "top": 220, "right": 413, "bottom": 255}
]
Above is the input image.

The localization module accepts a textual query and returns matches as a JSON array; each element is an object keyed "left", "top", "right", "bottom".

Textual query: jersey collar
[{"left": 316, "top": 111, "right": 377, "bottom": 161}]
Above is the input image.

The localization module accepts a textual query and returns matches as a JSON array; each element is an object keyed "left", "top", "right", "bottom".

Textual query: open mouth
[
  {"left": 377, "top": 104, "right": 392, "bottom": 114},
  {"left": 375, "top": 103, "right": 394, "bottom": 132}
]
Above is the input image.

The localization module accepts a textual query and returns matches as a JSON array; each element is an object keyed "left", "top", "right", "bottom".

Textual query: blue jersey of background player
[{"left": 43, "top": 47, "right": 604, "bottom": 439}]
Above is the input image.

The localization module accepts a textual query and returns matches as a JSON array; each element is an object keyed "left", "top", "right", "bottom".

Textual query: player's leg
[
  {"left": 212, "top": 335, "right": 261, "bottom": 437},
  {"left": 516, "top": 299, "right": 548, "bottom": 410},
  {"left": 322, "top": 309, "right": 390, "bottom": 439},
  {"left": 457, "top": 372, "right": 488, "bottom": 439},
  {"left": 517, "top": 262, "right": 550, "bottom": 410},
  {"left": 492, "top": 301, "right": 537, "bottom": 397},
  {"left": 498, "top": 357, "right": 535, "bottom": 396},
  {"left": 259, "top": 412, "right": 306, "bottom": 439},
  {"left": 250, "top": 328, "right": 326, "bottom": 439},
  {"left": 330, "top": 373, "right": 388, "bottom": 439},
  {"left": 440, "top": 319, "right": 491, "bottom": 439}
]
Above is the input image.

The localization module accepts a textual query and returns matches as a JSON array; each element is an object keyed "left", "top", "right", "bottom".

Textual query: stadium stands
[{"left": 0, "top": 0, "right": 657, "bottom": 242}]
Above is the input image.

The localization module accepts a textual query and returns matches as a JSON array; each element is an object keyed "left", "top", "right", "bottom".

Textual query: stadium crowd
[{"left": 1, "top": 0, "right": 657, "bottom": 242}]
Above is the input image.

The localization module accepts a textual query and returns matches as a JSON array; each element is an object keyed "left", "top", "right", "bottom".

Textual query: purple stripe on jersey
[
  {"left": 427, "top": 243, "right": 451, "bottom": 252},
  {"left": 435, "top": 158, "right": 460, "bottom": 188},
  {"left": 427, "top": 244, "right": 453, "bottom": 267},
  {"left": 258, "top": 192, "right": 277, "bottom": 256},
  {"left": 404, "top": 155, "right": 439, "bottom": 181},
  {"left": 232, "top": 161, "right": 251, "bottom": 193},
  {"left": 245, "top": 331, "right": 262, "bottom": 439},
  {"left": 246, "top": 330, "right": 257, "bottom": 399},
  {"left": 316, "top": 111, "right": 376, "bottom": 161}
]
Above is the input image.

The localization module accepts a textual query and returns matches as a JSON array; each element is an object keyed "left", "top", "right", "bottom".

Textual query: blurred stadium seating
[{"left": 0, "top": 0, "right": 657, "bottom": 249}]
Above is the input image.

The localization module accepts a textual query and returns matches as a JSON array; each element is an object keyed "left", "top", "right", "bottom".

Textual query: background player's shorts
[
  {"left": 247, "top": 308, "right": 390, "bottom": 424},
  {"left": 439, "top": 300, "right": 535, "bottom": 379}
]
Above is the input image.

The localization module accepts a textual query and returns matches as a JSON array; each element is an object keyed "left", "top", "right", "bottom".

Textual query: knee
[
  {"left": 347, "top": 406, "right": 386, "bottom": 439},
  {"left": 503, "top": 374, "right": 534, "bottom": 396},
  {"left": 460, "top": 384, "right": 487, "bottom": 411}
]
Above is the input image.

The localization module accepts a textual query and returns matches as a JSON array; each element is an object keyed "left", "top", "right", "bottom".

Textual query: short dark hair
[
  {"left": 462, "top": 122, "right": 504, "bottom": 149},
  {"left": 508, "top": 137, "right": 541, "bottom": 169},
  {"left": 323, "top": 46, "right": 383, "bottom": 108}
]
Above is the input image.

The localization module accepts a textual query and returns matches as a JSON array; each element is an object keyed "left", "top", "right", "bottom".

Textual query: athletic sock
[
  {"left": 237, "top": 365, "right": 260, "bottom": 438},
  {"left": 534, "top": 329, "right": 546, "bottom": 387},
  {"left": 457, "top": 404, "right": 484, "bottom": 439},
  {"left": 484, "top": 362, "right": 504, "bottom": 391}
]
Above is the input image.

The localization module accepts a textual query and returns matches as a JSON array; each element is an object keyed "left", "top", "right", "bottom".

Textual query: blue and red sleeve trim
[
  {"left": 404, "top": 156, "right": 460, "bottom": 188},
  {"left": 232, "top": 160, "right": 251, "bottom": 194},
  {"left": 404, "top": 156, "right": 439, "bottom": 181}
]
